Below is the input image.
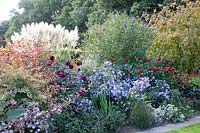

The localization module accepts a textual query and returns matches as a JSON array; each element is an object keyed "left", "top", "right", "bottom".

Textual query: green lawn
[{"left": 167, "top": 123, "right": 200, "bottom": 133}]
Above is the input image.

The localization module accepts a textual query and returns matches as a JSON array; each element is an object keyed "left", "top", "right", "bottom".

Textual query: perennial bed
[{"left": 0, "top": 1, "right": 200, "bottom": 132}]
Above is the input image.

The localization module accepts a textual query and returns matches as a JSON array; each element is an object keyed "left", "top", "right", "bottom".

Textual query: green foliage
[
  {"left": 0, "top": 20, "right": 9, "bottom": 40},
  {"left": 53, "top": 0, "right": 94, "bottom": 33},
  {"left": 0, "top": 93, "right": 4, "bottom": 100},
  {"left": 129, "top": 98, "right": 154, "bottom": 129},
  {"left": 6, "top": 109, "right": 24, "bottom": 121},
  {"left": 52, "top": 1, "right": 74, "bottom": 30},
  {"left": 131, "top": 0, "right": 173, "bottom": 16},
  {"left": 170, "top": 89, "right": 185, "bottom": 107},
  {"left": 82, "top": 12, "right": 153, "bottom": 65},
  {"left": 5, "top": 0, "right": 63, "bottom": 39},
  {"left": 189, "top": 76, "right": 200, "bottom": 89},
  {"left": 147, "top": 1, "right": 200, "bottom": 72},
  {"left": 91, "top": 89, "right": 117, "bottom": 115},
  {"left": 87, "top": 0, "right": 134, "bottom": 27},
  {"left": 49, "top": 109, "right": 126, "bottom": 133}
]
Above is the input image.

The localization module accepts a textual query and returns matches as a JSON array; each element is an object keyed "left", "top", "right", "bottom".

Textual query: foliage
[
  {"left": 6, "top": 109, "right": 24, "bottom": 121},
  {"left": 189, "top": 76, "right": 200, "bottom": 89},
  {"left": 131, "top": 0, "right": 173, "bottom": 16},
  {"left": 147, "top": 0, "right": 200, "bottom": 72},
  {"left": 129, "top": 98, "right": 154, "bottom": 129},
  {"left": 49, "top": 109, "right": 126, "bottom": 133},
  {"left": 135, "top": 57, "right": 196, "bottom": 103},
  {"left": 0, "top": 20, "right": 9, "bottom": 40},
  {"left": 82, "top": 12, "right": 153, "bottom": 65},
  {"left": 5, "top": 0, "right": 63, "bottom": 39},
  {"left": 87, "top": 0, "right": 134, "bottom": 28},
  {"left": 0, "top": 0, "right": 199, "bottom": 131},
  {"left": 0, "top": 43, "right": 53, "bottom": 92}
]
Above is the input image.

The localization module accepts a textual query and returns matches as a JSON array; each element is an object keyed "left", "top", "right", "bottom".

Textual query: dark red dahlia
[
  {"left": 65, "top": 61, "right": 70, "bottom": 66},
  {"left": 163, "top": 69, "right": 168, "bottom": 73},
  {"left": 69, "top": 64, "right": 74, "bottom": 69},
  {"left": 81, "top": 75, "right": 87, "bottom": 81},
  {"left": 76, "top": 61, "right": 82, "bottom": 66},
  {"left": 129, "top": 72, "right": 132, "bottom": 76},
  {"left": 70, "top": 55, "right": 74, "bottom": 60},
  {"left": 157, "top": 56, "right": 161, "bottom": 61},
  {"left": 50, "top": 56, "right": 55, "bottom": 61},
  {"left": 59, "top": 73, "right": 66, "bottom": 78}
]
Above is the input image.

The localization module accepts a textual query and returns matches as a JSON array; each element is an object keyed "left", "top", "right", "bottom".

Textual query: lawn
[{"left": 167, "top": 123, "right": 200, "bottom": 133}]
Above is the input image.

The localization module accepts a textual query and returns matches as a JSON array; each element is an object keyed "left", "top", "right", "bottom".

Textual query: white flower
[{"left": 11, "top": 21, "right": 79, "bottom": 51}]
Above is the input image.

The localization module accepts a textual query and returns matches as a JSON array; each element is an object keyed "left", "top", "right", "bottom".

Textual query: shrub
[
  {"left": 0, "top": 44, "right": 54, "bottom": 92},
  {"left": 129, "top": 98, "right": 154, "bottom": 129},
  {"left": 147, "top": 1, "right": 200, "bottom": 72},
  {"left": 82, "top": 12, "right": 153, "bottom": 65},
  {"left": 49, "top": 109, "right": 126, "bottom": 133}
]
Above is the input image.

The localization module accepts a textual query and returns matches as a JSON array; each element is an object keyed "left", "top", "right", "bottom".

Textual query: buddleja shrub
[
  {"left": 147, "top": 0, "right": 200, "bottom": 73},
  {"left": 82, "top": 12, "right": 153, "bottom": 65}
]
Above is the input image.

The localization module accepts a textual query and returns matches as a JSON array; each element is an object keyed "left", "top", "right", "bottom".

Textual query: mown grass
[{"left": 167, "top": 123, "right": 200, "bottom": 133}]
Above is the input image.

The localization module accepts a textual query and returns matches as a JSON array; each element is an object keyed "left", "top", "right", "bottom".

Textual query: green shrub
[
  {"left": 128, "top": 98, "right": 154, "bottom": 129},
  {"left": 147, "top": 1, "right": 200, "bottom": 73},
  {"left": 82, "top": 12, "right": 153, "bottom": 66},
  {"left": 49, "top": 109, "right": 126, "bottom": 133}
]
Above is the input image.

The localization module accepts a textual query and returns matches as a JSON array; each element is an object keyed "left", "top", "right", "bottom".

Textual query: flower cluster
[
  {"left": 129, "top": 77, "right": 151, "bottom": 97},
  {"left": 0, "top": 102, "right": 62, "bottom": 132},
  {"left": 152, "top": 104, "right": 186, "bottom": 124},
  {"left": 148, "top": 79, "right": 170, "bottom": 101},
  {"left": 89, "top": 62, "right": 134, "bottom": 110},
  {"left": 76, "top": 98, "right": 93, "bottom": 112},
  {"left": 88, "top": 62, "right": 172, "bottom": 111}
]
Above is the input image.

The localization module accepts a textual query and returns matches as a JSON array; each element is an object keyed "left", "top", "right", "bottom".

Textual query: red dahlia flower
[
  {"left": 69, "top": 64, "right": 74, "bottom": 69},
  {"left": 163, "top": 69, "right": 168, "bottom": 73},
  {"left": 70, "top": 55, "right": 74, "bottom": 60},
  {"left": 153, "top": 67, "right": 160, "bottom": 72},
  {"left": 50, "top": 56, "right": 55, "bottom": 61},
  {"left": 129, "top": 72, "right": 132, "bottom": 76},
  {"left": 157, "top": 56, "right": 161, "bottom": 61},
  {"left": 65, "top": 61, "right": 70, "bottom": 66},
  {"left": 76, "top": 61, "right": 82, "bottom": 66},
  {"left": 81, "top": 75, "right": 87, "bottom": 81}
]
